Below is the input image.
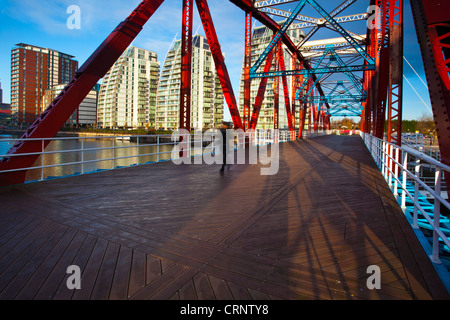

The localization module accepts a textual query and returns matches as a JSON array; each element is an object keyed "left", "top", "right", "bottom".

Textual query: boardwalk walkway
[{"left": 0, "top": 135, "right": 449, "bottom": 300}]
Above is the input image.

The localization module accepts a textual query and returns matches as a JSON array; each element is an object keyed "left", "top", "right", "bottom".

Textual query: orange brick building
[{"left": 10, "top": 43, "right": 78, "bottom": 124}]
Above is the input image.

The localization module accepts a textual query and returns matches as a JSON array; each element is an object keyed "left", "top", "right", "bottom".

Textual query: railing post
[
  {"left": 413, "top": 157, "right": 420, "bottom": 229},
  {"left": 388, "top": 144, "right": 393, "bottom": 189},
  {"left": 431, "top": 167, "right": 442, "bottom": 264},
  {"left": 112, "top": 138, "right": 115, "bottom": 169},
  {"left": 382, "top": 141, "right": 387, "bottom": 180},
  {"left": 137, "top": 136, "right": 140, "bottom": 165},
  {"left": 41, "top": 139, "right": 45, "bottom": 181},
  {"left": 401, "top": 151, "right": 408, "bottom": 209},
  {"left": 157, "top": 135, "right": 160, "bottom": 162},
  {"left": 394, "top": 147, "right": 399, "bottom": 197},
  {"left": 81, "top": 139, "right": 85, "bottom": 175}
]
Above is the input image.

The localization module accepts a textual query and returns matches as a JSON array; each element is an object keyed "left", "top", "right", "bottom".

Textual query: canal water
[{"left": 0, "top": 134, "right": 177, "bottom": 182}]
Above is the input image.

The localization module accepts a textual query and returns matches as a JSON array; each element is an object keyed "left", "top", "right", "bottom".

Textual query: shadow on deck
[{"left": 0, "top": 135, "right": 448, "bottom": 300}]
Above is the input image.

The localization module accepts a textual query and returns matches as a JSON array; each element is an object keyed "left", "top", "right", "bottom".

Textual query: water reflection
[{"left": 0, "top": 135, "right": 182, "bottom": 182}]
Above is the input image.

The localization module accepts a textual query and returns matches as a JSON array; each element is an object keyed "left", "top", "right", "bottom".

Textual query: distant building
[
  {"left": 42, "top": 83, "right": 100, "bottom": 127},
  {"left": 156, "top": 34, "right": 224, "bottom": 131},
  {"left": 238, "top": 25, "right": 304, "bottom": 129},
  {"left": 0, "top": 82, "right": 11, "bottom": 123},
  {"left": 97, "top": 46, "right": 160, "bottom": 129},
  {"left": 10, "top": 43, "right": 78, "bottom": 124}
]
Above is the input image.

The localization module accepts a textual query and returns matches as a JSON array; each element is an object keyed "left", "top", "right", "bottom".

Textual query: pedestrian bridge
[{"left": 0, "top": 135, "right": 449, "bottom": 300}]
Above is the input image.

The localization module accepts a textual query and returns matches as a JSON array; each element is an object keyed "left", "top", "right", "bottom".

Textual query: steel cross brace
[
  {"left": 250, "top": 0, "right": 308, "bottom": 74},
  {"left": 300, "top": 95, "right": 366, "bottom": 103},
  {"left": 307, "top": 0, "right": 374, "bottom": 65},
  {"left": 252, "top": 64, "right": 375, "bottom": 78},
  {"left": 297, "top": 0, "right": 358, "bottom": 48}
]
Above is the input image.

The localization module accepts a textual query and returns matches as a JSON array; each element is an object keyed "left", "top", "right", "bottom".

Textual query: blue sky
[{"left": 0, "top": 0, "right": 433, "bottom": 121}]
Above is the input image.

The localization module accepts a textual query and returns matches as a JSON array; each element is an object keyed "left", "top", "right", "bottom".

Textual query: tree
[{"left": 416, "top": 112, "right": 435, "bottom": 136}]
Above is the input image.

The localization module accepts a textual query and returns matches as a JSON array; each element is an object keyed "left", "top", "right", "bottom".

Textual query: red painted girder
[
  {"left": 411, "top": 0, "right": 450, "bottom": 198},
  {"left": 180, "top": 0, "right": 194, "bottom": 131},
  {"left": 0, "top": 0, "right": 165, "bottom": 186},
  {"left": 361, "top": 0, "right": 377, "bottom": 134},
  {"left": 196, "top": 0, "right": 243, "bottom": 130},
  {"left": 298, "top": 78, "right": 312, "bottom": 139},
  {"left": 243, "top": 10, "right": 252, "bottom": 131},
  {"left": 291, "top": 54, "right": 303, "bottom": 132},
  {"left": 249, "top": 46, "right": 275, "bottom": 130},
  {"left": 386, "top": 0, "right": 404, "bottom": 146},
  {"left": 278, "top": 44, "right": 294, "bottom": 132},
  {"left": 298, "top": 104, "right": 307, "bottom": 139},
  {"left": 273, "top": 43, "right": 280, "bottom": 130}
]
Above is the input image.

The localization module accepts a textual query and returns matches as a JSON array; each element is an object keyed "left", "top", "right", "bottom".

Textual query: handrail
[
  {"left": 361, "top": 132, "right": 450, "bottom": 265},
  {"left": 1, "top": 129, "right": 331, "bottom": 183}
]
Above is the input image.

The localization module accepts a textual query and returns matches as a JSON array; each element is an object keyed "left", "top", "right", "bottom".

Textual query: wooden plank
[
  {"left": 193, "top": 273, "right": 215, "bottom": 300},
  {"left": 52, "top": 233, "right": 98, "bottom": 300},
  {"left": 0, "top": 222, "right": 63, "bottom": 297},
  {"left": 109, "top": 246, "right": 133, "bottom": 300},
  {"left": 129, "top": 264, "right": 186, "bottom": 300},
  {"left": 0, "top": 216, "right": 49, "bottom": 265},
  {"left": 208, "top": 275, "right": 234, "bottom": 300},
  {"left": 146, "top": 255, "right": 162, "bottom": 285},
  {"left": 90, "top": 241, "right": 120, "bottom": 300},
  {"left": 178, "top": 279, "right": 197, "bottom": 300},
  {"left": 128, "top": 251, "right": 147, "bottom": 298},
  {"left": 71, "top": 238, "right": 109, "bottom": 300},
  {"left": 15, "top": 227, "right": 81, "bottom": 300}
]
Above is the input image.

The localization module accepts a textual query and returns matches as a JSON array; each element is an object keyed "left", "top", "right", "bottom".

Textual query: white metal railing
[
  {"left": 361, "top": 132, "right": 450, "bottom": 265},
  {"left": 0, "top": 129, "right": 330, "bottom": 183}
]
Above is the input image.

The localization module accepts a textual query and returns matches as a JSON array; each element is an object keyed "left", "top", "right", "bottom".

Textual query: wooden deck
[{"left": 0, "top": 135, "right": 449, "bottom": 300}]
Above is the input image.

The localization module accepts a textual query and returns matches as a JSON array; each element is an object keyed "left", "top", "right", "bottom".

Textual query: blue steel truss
[
  {"left": 251, "top": 0, "right": 375, "bottom": 121},
  {"left": 251, "top": 64, "right": 374, "bottom": 79},
  {"left": 250, "top": 0, "right": 308, "bottom": 74},
  {"left": 250, "top": 0, "right": 375, "bottom": 77},
  {"left": 299, "top": 94, "right": 365, "bottom": 103},
  {"left": 293, "top": 47, "right": 365, "bottom": 101}
]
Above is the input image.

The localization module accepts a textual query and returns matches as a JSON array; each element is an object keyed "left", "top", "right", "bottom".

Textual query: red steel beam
[
  {"left": 274, "top": 43, "right": 280, "bottom": 130},
  {"left": 386, "top": 0, "right": 404, "bottom": 146},
  {"left": 196, "top": 0, "right": 243, "bottom": 130},
  {"left": 298, "top": 78, "right": 312, "bottom": 139},
  {"left": 249, "top": 47, "right": 275, "bottom": 130},
  {"left": 361, "top": 0, "right": 377, "bottom": 134},
  {"left": 0, "top": 0, "right": 165, "bottom": 186},
  {"left": 291, "top": 53, "right": 303, "bottom": 133},
  {"left": 243, "top": 10, "right": 252, "bottom": 131},
  {"left": 278, "top": 44, "right": 294, "bottom": 132},
  {"left": 374, "top": 0, "right": 390, "bottom": 139},
  {"left": 180, "top": 0, "right": 194, "bottom": 131},
  {"left": 411, "top": 0, "right": 450, "bottom": 198}
]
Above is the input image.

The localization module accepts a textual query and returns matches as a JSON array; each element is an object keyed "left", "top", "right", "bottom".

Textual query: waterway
[{"left": 0, "top": 134, "right": 177, "bottom": 182}]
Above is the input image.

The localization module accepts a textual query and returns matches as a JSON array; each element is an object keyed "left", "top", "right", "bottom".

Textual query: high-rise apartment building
[
  {"left": 42, "top": 83, "right": 100, "bottom": 127},
  {"left": 156, "top": 34, "right": 224, "bottom": 131},
  {"left": 238, "top": 26, "right": 304, "bottom": 130},
  {"left": 97, "top": 46, "right": 160, "bottom": 129},
  {"left": 10, "top": 43, "right": 78, "bottom": 124}
]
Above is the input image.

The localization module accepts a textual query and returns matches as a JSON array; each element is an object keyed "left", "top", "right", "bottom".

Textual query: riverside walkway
[{"left": 0, "top": 135, "right": 448, "bottom": 300}]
